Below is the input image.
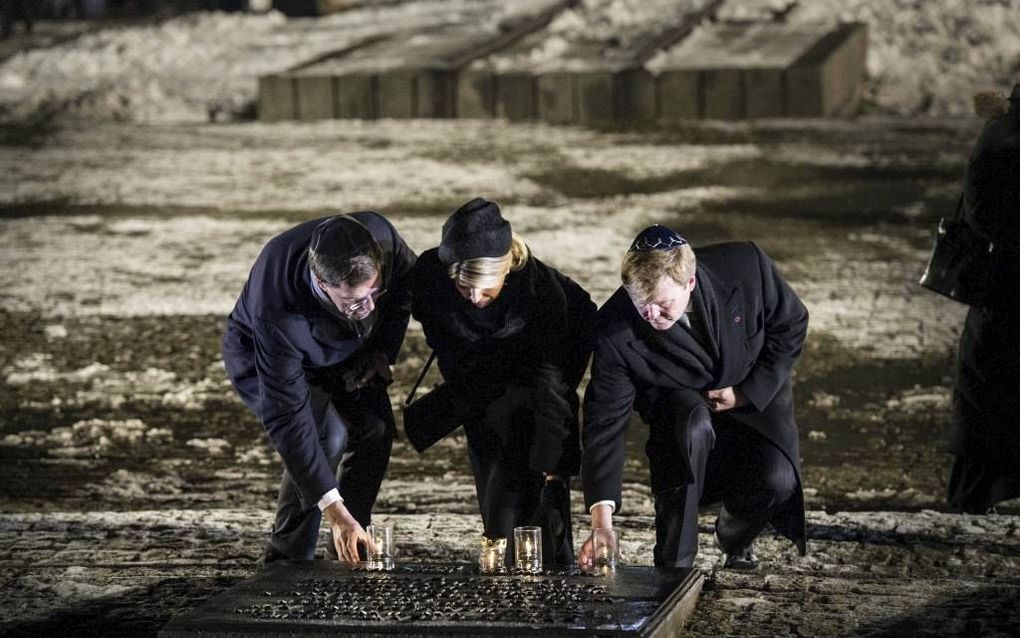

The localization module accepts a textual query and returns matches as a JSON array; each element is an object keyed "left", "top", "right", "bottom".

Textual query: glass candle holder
[
  {"left": 366, "top": 524, "right": 394, "bottom": 571},
  {"left": 591, "top": 527, "right": 619, "bottom": 574},
  {"left": 478, "top": 536, "right": 507, "bottom": 574},
  {"left": 513, "top": 526, "right": 542, "bottom": 573}
]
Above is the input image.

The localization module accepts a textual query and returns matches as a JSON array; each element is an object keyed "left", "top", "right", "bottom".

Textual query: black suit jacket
[
  {"left": 582, "top": 241, "right": 808, "bottom": 550},
  {"left": 222, "top": 212, "right": 416, "bottom": 509}
]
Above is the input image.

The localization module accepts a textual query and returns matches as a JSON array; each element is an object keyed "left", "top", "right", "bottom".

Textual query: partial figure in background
[
  {"left": 947, "top": 84, "right": 1020, "bottom": 514},
  {"left": 222, "top": 213, "right": 416, "bottom": 563},
  {"left": 1, "top": 0, "right": 33, "bottom": 38},
  {"left": 579, "top": 225, "right": 808, "bottom": 570},
  {"left": 405, "top": 198, "right": 596, "bottom": 567}
]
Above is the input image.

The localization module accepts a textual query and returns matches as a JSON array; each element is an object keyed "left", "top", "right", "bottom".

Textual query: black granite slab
[{"left": 159, "top": 562, "right": 703, "bottom": 637}]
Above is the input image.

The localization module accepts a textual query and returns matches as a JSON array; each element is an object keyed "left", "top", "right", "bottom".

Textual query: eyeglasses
[
  {"left": 339, "top": 287, "right": 386, "bottom": 315},
  {"left": 629, "top": 225, "right": 688, "bottom": 252}
]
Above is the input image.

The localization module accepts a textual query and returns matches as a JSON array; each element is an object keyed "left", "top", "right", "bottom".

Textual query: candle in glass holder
[
  {"left": 478, "top": 536, "right": 507, "bottom": 574},
  {"left": 590, "top": 527, "right": 618, "bottom": 574},
  {"left": 366, "top": 524, "right": 394, "bottom": 571},
  {"left": 513, "top": 526, "right": 542, "bottom": 573}
]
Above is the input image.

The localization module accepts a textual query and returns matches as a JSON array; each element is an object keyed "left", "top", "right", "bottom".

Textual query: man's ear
[{"left": 688, "top": 276, "right": 696, "bottom": 290}]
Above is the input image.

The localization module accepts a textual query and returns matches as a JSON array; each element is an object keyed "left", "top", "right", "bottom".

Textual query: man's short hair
[
  {"left": 621, "top": 244, "right": 696, "bottom": 301},
  {"left": 307, "top": 215, "right": 383, "bottom": 288}
]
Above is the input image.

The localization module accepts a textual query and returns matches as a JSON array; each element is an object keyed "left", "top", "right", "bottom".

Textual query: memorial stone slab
[
  {"left": 267, "top": 1, "right": 573, "bottom": 121},
  {"left": 786, "top": 22, "right": 868, "bottom": 117},
  {"left": 258, "top": 74, "right": 297, "bottom": 122},
  {"left": 648, "top": 21, "right": 867, "bottom": 121},
  {"left": 159, "top": 562, "right": 703, "bottom": 638},
  {"left": 466, "top": 0, "right": 724, "bottom": 127}
]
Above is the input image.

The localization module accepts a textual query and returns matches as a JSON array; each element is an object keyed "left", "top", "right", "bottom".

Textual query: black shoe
[
  {"left": 258, "top": 544, "right": 289, "bottom": 566},
  {"left": 714, "top": 530, "right": 759, "bottom": 570},
  {"left": 722, "top": 544, "right": 759, "bottom": 570}
]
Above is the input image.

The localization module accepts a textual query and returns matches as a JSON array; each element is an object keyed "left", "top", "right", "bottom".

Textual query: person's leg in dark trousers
[
  {"left": 465, "top": 388, "right": 543, "bottom": 565},
  {"left": 333, "top": 385, "right": 395, "bottom": 527},
  {"left": 269, "top": 384, "right": 395, "bottom": 559},
  {"left": 269, "top": 385, "right": 348, "bottom": 560},
  {"left": 647, "top": 395, "right": 716, "bottom": 568},
  {"left": 701, "top": 416, "right": 798, "bottom": 554},
  {"left": 1, "top": 1, "right": 12, "bottom": 39}
]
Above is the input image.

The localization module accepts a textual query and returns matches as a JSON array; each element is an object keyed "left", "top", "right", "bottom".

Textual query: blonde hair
[
  {"left": 447, "top": 234, "right": 529, "bottom": 289},
  {"left": 621, "top": 244, "right": 696, "bottom": 302}
]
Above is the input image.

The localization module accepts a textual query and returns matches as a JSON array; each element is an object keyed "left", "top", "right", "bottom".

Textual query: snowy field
[
  {"left": 1, "top": 1, "right": 1019, "bottom": 636},
  {"left": 0, "top": 0, "right": 1018, "bottom": 126}
]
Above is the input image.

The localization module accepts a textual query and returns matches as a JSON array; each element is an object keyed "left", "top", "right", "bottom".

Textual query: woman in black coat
[
  {"left": 948, "top": 85, "right": 1020, "bottom": 514},
  {"left": 405, "top": 198, "right": 596, "bottom": 565}
]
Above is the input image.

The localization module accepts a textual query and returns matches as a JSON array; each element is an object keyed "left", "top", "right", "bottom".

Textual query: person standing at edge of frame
[
  {"left": 947, "top": 83, "right": 1020, "bottom": 515},
  {"left": 578, "top": 224, "right": 808, "bottom": 570},
  {"left": 404, "top": 198, "right": 597, "bottom": 567},
  {"left": 222, "top": 212, "right": 416, "bottom": 564}
]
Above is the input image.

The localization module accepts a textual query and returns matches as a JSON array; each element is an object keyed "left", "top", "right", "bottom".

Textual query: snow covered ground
[
  {"left": 0, "top": 0, "right": 1017, "bottom": 126},
  {"left": 1, "top": 2, "right": 1018, "bottom": 636}
]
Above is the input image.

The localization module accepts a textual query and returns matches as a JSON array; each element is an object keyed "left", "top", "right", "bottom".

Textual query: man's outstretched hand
[{"left": 324, "top": 501, "right": 374, "bottom": 565}]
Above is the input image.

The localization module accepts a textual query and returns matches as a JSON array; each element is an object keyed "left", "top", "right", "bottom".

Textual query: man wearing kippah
[
  {"left": 578, "top": 225, "right": 808, "bottom": 570},
  {"left": 222, "top": 212, "right": 416, "bottom": 564}
]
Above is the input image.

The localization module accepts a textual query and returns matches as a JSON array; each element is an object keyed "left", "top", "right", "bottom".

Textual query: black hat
[
  {"left": 438, "top": 198, "right": 512, "bottom": 265},
  {"left": 309, "top": 214, "right": 379, "bottom": 259}
]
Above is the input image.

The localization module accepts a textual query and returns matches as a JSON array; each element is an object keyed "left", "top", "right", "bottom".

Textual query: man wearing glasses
[
  {"left": 223, "top": 212, "right": 416, "bottom": 565},
  {"left": 578, "top": 225, "right": 808, "bottom": 571}
]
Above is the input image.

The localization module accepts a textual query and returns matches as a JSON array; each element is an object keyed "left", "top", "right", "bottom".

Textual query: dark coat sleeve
[
  {"left": 736, "top": 243, "right": 809, "bottom": 412},
  {"left": 367, "top": 216, "right": 417, "bottom": 364},
  {"left": 252, "top": 318, "right": 337, "bottom": 509},
  {"left": 581, "top": 324, "right": 637, "bottom": 513},
  {"left": 963, "top": 116, "right": 1020, "bottom": 241},
  {"left": 527, "top": 269, "right": 597, "bottom": 475}
]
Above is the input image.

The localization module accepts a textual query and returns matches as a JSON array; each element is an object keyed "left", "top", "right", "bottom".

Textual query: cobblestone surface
[
  {"left": 2, "top": 56, "right": 1018, "bottom": 635},
  {"left": 1, "top": 509, "right": 1018, "bottom": 636}
]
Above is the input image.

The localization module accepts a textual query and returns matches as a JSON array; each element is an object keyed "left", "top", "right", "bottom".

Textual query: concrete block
[
  {"left": 576, "top": 72, "right": 615, "bottom": 126},
  {"left": 538, "top": 72, "right": 577, "bottom": 125},
  {"left": 785, "top": 64, "right": 823, "bottom": 117},
  {"left": 703, "top": 68, "right": 744, "bottom": 119},
  {"left": 258, "top": 75, "right": 296, "bottom": 122},
  {"left": 787, "top": 23, "right": 868, "bottom": 117},
  {"left": 744, "top": 68, "right": 785, "bottom": 118},
  {"left": 457, "top": 70, "right": 497, "bottom": 118},
  {"left": 377, "top": 70, "right": 416, "bottom": 119},
  {"left": 335, "top": 73, "right": 375, "bottom": 119},
  {"left": 656, "top": 69, "right": 700, "bottom": 123},
  {"left": 616, "top": 68, "right": 656, "bottom": 126},
  {"left": 295, "top": 75, "right": 335, "bottom": 121},
  {"left": 497, "top": 73, "right": 537, "bottom": 121},
  {"left": 375, "top": 70, "right": 455, "bottom": 118},
  {"left": 419, "top": 70, "right": 456, "bottom": 118}
]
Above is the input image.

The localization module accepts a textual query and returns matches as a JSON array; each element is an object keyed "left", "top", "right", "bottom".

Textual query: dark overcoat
[
  {"left": 949, "top": 112, "right": 1020, "bottom": 511},
  {"left": 409, "top": 248, "right": 596, "bottom": 474},
  {"left": 222, "top": 212, "right": 416, "bottom": 510},
  {"left": 582, "top": 241, "right": 809, "bottom": 552}
]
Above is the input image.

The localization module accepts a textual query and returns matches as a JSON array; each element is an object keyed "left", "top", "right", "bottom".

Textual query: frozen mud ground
[{"left": 1, "top": 115, "right": 1019, "bottom": 636}]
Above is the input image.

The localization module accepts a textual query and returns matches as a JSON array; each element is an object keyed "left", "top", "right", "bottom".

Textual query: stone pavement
[{"left": 1, "top": 507, "right": 1017, "bottom": 636}]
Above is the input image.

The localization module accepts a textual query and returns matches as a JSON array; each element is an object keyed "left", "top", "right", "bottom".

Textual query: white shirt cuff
[
  {"left": 589, "top": 500, "right": 616, "bottom": 514},
  {"left": 317, "top": 488, "right": 343, "bottom": 512}
]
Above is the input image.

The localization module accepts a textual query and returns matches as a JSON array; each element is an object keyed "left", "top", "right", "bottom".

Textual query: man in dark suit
[
  {"left": 222, "top": 212, "right": 415, "bottom": 563},
  {"left": 578, "top": 225, "right": 808, "bottom": 569}
]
